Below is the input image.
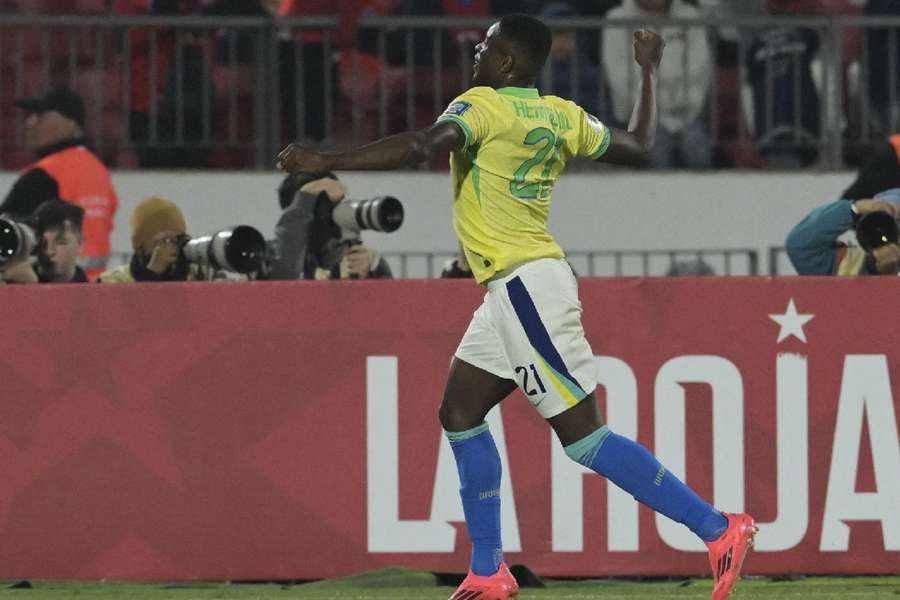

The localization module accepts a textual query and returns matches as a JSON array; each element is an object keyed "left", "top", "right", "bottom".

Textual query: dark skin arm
[
  {"left": 598, "top": 30, "right": 663, "bottom": 166},
  {"left": 277, "top": 123, "right": 465, "bottom": 173}
]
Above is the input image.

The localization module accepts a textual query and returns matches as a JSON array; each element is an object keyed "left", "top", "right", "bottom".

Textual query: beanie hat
[{"left": 130, "top": 196, "right": 187, "bottom": 254}]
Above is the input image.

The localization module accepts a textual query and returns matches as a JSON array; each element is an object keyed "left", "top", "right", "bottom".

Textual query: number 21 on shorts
[{"left": 515, "top": 363, "right": 547, "bottom": 396}]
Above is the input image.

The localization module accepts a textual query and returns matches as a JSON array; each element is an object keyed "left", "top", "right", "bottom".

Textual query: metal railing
[
  {"left": 382, "top": 248, "right": 759, "bottom": 278},
  {"left": 1, "top": 15, "right": 898, "bottom": 169},
  {"left": 105, "top": 248, "right": 758, "bottom": 278},
  {"left": 768, "top": 246, "right": 797, "bottom": 275}
]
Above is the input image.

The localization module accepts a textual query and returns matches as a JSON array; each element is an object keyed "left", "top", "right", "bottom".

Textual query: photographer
[
  {"left": 97, "top": 196, "right": 196, "bottom": 283},
  {"left": 785, "top": 189, "right": 900, "bottom": 275},
  {"left": 0, "top": 200, "right": 89, "bottom": 285},
  {"left": 269, "top": 171, "right": 394, "bottom": 280}
]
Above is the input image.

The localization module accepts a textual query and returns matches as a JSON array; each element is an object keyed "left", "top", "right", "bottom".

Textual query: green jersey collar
[{"left": 496, "top": 86, "right": 540, "bottom": 99}]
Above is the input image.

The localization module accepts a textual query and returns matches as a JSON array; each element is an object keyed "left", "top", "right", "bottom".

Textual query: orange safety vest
[
  {"left": 890, "top": 134, "right": 900, "bottom": 163},
  {"left": 27, "top": 146, "right": 118, "bottom": 278}
]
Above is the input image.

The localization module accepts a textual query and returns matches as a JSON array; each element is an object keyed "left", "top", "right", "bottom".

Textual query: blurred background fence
[{"left": 1, "top": 14, "right": 897, "bottom": 171}]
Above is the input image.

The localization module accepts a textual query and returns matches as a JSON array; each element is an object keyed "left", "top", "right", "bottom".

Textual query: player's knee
[
  {"left": 438, "top": 399, "right": 480, "bottom": 432},
  {"left": 438, "top": 401, "right": 462, "bottom": 431}
]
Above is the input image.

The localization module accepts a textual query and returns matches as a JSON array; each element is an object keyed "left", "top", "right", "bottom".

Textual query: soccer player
[{"left": 278, "top": 15, "right": 756, "bottom": 600}]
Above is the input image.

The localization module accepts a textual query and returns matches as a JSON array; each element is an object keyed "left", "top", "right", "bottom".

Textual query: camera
[
  {"left": 179, "top": 225, "right": 266, "bottom": 274},
  {"left": 315, "top": 195, "right": 404, "bottom": 242},
  {"left": 0, "top": 216, "right": 36, "bottom": 266}
]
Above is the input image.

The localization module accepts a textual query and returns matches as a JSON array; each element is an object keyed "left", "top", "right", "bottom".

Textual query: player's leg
[
  {"left": 548, "top": 395, "right": 728, "bottom": 541},
  {"left": 550, "top": 399, "right": 755, "bottom": 599},
  {"left": 493, "top": 258, "right": 754, "bottom": 599},
  {"left": 441, "top": 358, "right": 520, "bottom": 599}
]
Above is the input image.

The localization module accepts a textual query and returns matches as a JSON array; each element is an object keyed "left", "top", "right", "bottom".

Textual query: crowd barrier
[{"left": 0, "top": 277, "right": 897, "bottom": 580}]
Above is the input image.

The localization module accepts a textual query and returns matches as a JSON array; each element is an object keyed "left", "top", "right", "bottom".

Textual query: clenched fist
[
  {"left": 633, "top": 29, "right": 664, "bottom": 70},
  {"left": 277, "top": 143, "right": 328, "bottom": 174}
]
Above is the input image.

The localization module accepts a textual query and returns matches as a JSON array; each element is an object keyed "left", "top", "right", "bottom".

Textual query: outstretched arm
[
  {"left": 599, "top": 30, "right": 663, "bottom": 166},
  {"left": 277, "top": 122, "right": 465, "bottom": 174}
]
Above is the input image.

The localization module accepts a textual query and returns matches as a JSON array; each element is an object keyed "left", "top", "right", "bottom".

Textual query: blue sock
[
  {"left": 565, "top": 426, "right": 728, "bottom": 542},
  {"left": 447, "top": 423, "right": 503, "bottom": 576}
]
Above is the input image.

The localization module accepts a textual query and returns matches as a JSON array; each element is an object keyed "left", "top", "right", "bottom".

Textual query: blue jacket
[{"left": 785, "top": 199, "right": 873, "bottom": 275}]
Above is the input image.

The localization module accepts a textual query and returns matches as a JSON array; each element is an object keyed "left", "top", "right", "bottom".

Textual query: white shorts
[{"left": 454, "top": 258, "right": 598, "bottom": 419}]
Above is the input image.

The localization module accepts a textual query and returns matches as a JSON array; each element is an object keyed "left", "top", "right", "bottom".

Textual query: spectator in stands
[
  {"left": 394, "top": 0, "right": 491, "bottom": 68},
  {"left": 843, "top": 133, "right": 900, "bottom": 200},
  {"left": 0, "top": 88, "right": 118, "bottom": 280},
  {"left": 603, "top": 0, "right": 713, "bottom": 169},
  {"left": 115, "top": 0, "right": 215, "bottom": 168},
  {"left": 540, "top": 3, "right": 610, "bottom": 122},
  {"left": 278, "top": 0, "right": 363, "bottom": 142},
  {"left": 785, "top": 189, "right": 900, "bottom": 275},
  {"left": 268, "top": 171, "right": 393, "bottom": 280},
  {"left": 0, "top": 200, "right": 89, "bottom": 284},
  {"left": 204, "top": 0, "right": 280, "bottom": 61},
  {"left": 97, "top": 196, "right": 198, "bottom": 283},
  {"left": 865, "top": 0, "right": 900, "bottom": 136},
  {"left": 744, "top": 6, "right": 821, "bottom": 168}
]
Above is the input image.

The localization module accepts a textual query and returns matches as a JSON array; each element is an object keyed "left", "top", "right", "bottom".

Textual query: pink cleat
[
  {"left": 448, "top": 562, "right": 519, "bottom": 600},
  {"left": 706, "top": 512, "right": 758, "bottom": 600}
]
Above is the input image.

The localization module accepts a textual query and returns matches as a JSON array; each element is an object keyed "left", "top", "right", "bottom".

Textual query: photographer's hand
[
  {"left": 0, "top": 258, "right": 38, "bottom": 283},
  {"left": 873, "top": 243, "right": 900, "bottom": 274},
  {"left": 345, "top": 245, "right": 372, "bottom": 279},
  {"left": 853, "top": 199, "right": 899, "bottom": 217},
  {"left": 299, "top": 178, "right": 346, "bottom": 203},
  {"left": 147, "top": 231, "right": 181, "bottom": 275}
]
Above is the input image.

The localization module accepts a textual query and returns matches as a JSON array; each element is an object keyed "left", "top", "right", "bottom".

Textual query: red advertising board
[{"left": 0, "top": 278, "right": 898, "bottom": 580}]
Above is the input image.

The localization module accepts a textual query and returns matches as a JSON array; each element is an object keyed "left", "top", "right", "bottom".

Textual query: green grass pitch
[{"left": 3, "top": 569, "right": 899, "bottom": 599}]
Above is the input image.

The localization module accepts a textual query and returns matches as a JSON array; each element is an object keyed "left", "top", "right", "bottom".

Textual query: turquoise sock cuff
[
  {"left": 445, "top": 422, "right": 490, "bottom": 443},
  {"left": 564, "top": 425, "right": 611, "bottom": 467}
]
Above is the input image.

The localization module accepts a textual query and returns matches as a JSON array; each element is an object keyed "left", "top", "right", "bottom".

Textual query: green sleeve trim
[
  {"left": 445, "top": 422, "right": 490, "bottom": 442},
  {"left": 587, "top": 126, "right": 611, "bottom": 160},
  {"left": 436, "top": 114, "right": 473, "bottom": 148}
]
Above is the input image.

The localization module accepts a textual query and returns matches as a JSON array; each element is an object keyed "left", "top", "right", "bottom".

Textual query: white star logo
[{"left": 769, "top": 299, "right": 815, "bottom": 343}]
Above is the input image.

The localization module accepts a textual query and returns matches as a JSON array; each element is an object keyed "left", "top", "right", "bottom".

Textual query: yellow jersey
[{"left": 436, "top": 86, "right": 610, "bottom": 284}]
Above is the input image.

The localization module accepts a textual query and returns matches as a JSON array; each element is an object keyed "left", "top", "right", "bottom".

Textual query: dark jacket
[
  {"left": 268, "top": 191, "right": 393, "bottom": 280},
  {"left": 0, "top": 138, "right": 87, "bottom": 217},
  {"left": 785, "top": 199, "right": 875, "bottom": 275},
  {"left": 37, "top": 266, "right": 89, "bottom": 284}
]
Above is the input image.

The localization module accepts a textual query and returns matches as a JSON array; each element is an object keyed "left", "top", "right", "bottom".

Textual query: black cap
[{"left": 15, "top": 87, "right": 85, "bottom": 128}]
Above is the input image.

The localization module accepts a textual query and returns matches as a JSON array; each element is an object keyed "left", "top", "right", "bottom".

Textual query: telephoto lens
[
  {"left": 0, "top": 217, "right": 36, "bottom": 266},
  {"left": 180, "top": 225, "right": 267, "bottom": 274},
  {"left": 332, "top": 196, "right": 404, "bottom": 235}
]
